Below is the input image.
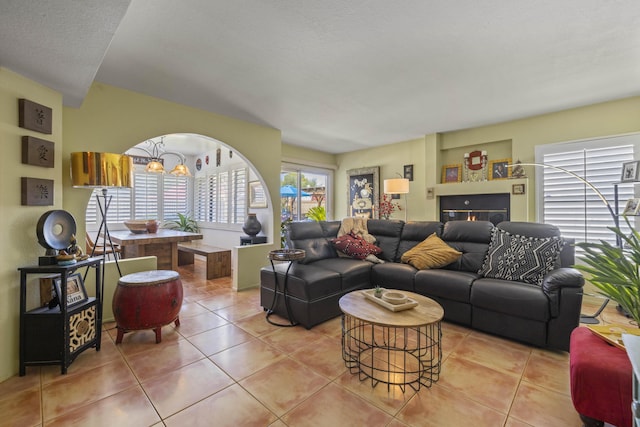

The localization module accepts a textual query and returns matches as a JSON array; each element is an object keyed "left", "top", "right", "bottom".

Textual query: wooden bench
[{"left": 177, "top": 242, "right": 231, "bottom": 279}]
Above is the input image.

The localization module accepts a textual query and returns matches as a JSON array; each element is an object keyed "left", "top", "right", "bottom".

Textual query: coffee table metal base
[{"left": 341, "top": 314, "right": 441, "bottom": 392}]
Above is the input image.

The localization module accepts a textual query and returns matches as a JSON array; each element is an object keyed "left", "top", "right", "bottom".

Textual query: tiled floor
[{"left": 1, "top": 260, "right": 631, "bottom": 426}]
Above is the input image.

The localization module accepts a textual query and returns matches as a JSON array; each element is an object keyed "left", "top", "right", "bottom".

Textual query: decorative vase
[
  {"left": 146, "top": 220, "right": 159, "bottom": 233},
  {"left": 242, "top": 213, "right": 261, "bottom": 236}
]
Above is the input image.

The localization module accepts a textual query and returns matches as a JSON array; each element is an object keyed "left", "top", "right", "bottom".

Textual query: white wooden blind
[
  {"left": 162, "top": 175, "right": 190, "bottom": 222},
  {"left": 231, "top": 168, "right": 247, "bottom": 224},
  {"left": 540, "top": 144, "right": 634, "bottom": 247},
  {"left": 133, "top": 172, "right": 159, "bottom": 220}
]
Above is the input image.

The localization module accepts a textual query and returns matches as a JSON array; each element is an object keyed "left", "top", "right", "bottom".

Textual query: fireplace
[{"left": 440, "top": 193, "right": 510, "bottom": 225}]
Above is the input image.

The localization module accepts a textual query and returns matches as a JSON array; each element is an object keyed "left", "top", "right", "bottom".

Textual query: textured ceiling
[{"left": 2, "top": 1, "right": 640, "bottom": 153}]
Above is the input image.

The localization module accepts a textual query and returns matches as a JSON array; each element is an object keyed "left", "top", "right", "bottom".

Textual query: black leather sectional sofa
[{"left": 260, "top": 219, "right": 584, "bottom": 351}]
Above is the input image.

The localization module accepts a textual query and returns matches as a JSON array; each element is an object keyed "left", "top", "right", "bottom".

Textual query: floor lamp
[
  {"left": 507, "top": 162, "right": 615, "bottom": 324},
  {"left": 70, "top": 152, "right": 133, "bottom": 304},
  {"left": 384, "top": 175, "right": 410, "bottom": 221}
]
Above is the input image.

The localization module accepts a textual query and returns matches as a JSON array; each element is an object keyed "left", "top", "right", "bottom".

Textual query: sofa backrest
[
  {"left": 497, "top": 221, "right": 575, "bottom": 267},
  {"left": 441, "top": 220, "right": 494, "bottom": 272},
  {"left": 287, "top": 221, "right": 339, "bottom": 264},
  {"left": 396, "top": 221, "right": 443, "bottom": 262},
  {"left": 366, "top": 219, "right": 405, "bottom": 261}
]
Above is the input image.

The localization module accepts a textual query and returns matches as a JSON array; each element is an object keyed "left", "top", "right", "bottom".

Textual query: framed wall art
[
  {"left": 249, "top": 181, "right": 267, "bottom": 208},
  {"left": 621, "top": 161, "right": 640, "bottom": 183},
  {"left": 54, "top": 273, "right": 88, "bottom": 307},
  {"left": 21, "top": 177, "right": 54, "bottom": 206},
  {"left": 19, "top": 98, "right": 52, "bottom": 134},
  {"left": 403, "top": 164, "right": 414, "bottom": 181},
  {"left": 512, "top": 183, "right": 526, "bottom": 195},
  {"left": 622, "top": 198, "right": 640, "bottom": 216},
  {"left": 442, "top": 164, "right": 461, "bottom": 183},
  {"left": 22, "top": 136, "right": 54, "bottom": 168},
  {"left": 489, "top": 158, "right": 512, "bottom": 180},
  {"left": 347, "top": 167, "right": 379, "bottom": 219}
]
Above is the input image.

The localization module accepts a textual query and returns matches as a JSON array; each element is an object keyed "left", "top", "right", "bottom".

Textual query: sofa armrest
[{"left": 542, "top": 268, "right": 584, "bottom": 294}]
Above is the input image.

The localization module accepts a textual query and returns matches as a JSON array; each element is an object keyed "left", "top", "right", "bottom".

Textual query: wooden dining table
[{"left": 108, "top": 229, "right": 203, "bottom": 270}]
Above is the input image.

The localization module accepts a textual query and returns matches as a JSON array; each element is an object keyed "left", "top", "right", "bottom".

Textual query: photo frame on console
[
  {"left": 53, "top": 273, "right": 88, "bottom": 307},
  {"left": 489, "top": 159, "right": 512, "bottom": 180},
  {"left": 441, "top": 164, "right": 461, "bottom": 183}
]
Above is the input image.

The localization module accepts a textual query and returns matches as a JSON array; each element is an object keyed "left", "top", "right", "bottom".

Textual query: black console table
[{"left": 18, "top": 257, "right": 102, "bottom": 375}]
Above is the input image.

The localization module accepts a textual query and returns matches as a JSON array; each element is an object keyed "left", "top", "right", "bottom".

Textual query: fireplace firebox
[{"left": 440, "top": 193, "right": 510, "bottom": 225}]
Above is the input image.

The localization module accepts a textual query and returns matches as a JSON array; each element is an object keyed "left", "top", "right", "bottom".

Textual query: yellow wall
[
  {"left": 282, "top": 143, "right": 337, "bottom": 167},
  {"left": 336, "top": 96, "right": 640, "bottom": 221},
  {"left": 0, "top": 68, "right": 64, "bottom": 381},
  {"left": 62, "top": 83, "right": 282, "bottom": 292}
]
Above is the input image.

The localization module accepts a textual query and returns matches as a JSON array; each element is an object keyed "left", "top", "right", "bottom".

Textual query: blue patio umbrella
[{"left": 280, "top": 185, "right": 311, "bottom": 197}]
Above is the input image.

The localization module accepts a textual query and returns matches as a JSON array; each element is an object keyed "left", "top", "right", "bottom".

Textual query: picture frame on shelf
[
  {"left": 621, "top": 161, "right": 640, "bottom": 183},
  {"left": 347, "top": 166, "right": 379, "bottom": 219},
  {"left": 441, "top": 164, "right": 461, "bottom": 183},
  {"left": 489, "top": 159, "right": 512, "bottom": 180},
  {"left": 512, "top": 183, "right": 525, "bottom": 195},
  {"left": 248, "top": 181, "right": 267, "bottom": 208},
  {"left": 53, "top": 273, "right": 88, "bottom": 307},
  {"left": 622, "top": 198, "right": 640, "bottom": 216}
]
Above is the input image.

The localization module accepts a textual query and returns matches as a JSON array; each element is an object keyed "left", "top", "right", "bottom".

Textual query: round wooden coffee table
[{"left": 339, "top": 290, "right": 444, "bottom": 392}]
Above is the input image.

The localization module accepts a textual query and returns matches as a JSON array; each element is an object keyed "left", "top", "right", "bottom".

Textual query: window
[
  {"left": 194, "top": 167, "right": 247, "bottom": 225},
  {"left": 536, "top": 134, "right": 640, "bottom": 249},
  {"left": 281, "top": 166, "right": 331, "bottom": 221}
]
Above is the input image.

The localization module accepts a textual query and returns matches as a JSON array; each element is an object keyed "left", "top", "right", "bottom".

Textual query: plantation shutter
[
  {"left": 133, "top": 172, "right": 159, "bottom": 220},
  {"left": 540, "top": 144, "right": 634, "bottom": 248},
  {"left": 194, "top": 176, "right": 207, "bottom": 222},
  {"left": 218, "top": 172, "right": 229, "bottom": 223},
  {"left": 231, "top": 168, "right": 247, "bottom": 224},
  {"left": 163, "top": 175, "right": 190, "bottom": 222}
]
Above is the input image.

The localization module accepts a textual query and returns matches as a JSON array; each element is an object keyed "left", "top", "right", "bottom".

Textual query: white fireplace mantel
[{"left": 434, "top": 177, "right": 530, "bottom": 221}]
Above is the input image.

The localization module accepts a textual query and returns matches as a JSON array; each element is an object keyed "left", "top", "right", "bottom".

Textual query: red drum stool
[
  {"left": 113, "top": 270, "right": 183, "bottom": 344},
  {"left": 569, "top": 327, "right": 632, "bottom": 427}
]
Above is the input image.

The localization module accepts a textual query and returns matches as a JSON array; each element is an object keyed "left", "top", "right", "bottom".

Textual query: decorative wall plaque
[
  {"left": 21, "top": 177, "right": 54, "bottom": 206},
  {"left": 18, "top": 99, "right": 52, "bottom": 134},
  {"left": 22, "top": 136, "right": 54, "bottom": 168}
]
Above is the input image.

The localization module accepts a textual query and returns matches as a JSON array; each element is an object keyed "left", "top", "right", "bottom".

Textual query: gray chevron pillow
[{"left": 478, "top": 227, "right": 563, "bottom": 286}]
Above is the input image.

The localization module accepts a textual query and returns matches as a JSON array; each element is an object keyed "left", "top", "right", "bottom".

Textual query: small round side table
[{"left": 266, "top": 249, "right": 305, "bottom": 327}]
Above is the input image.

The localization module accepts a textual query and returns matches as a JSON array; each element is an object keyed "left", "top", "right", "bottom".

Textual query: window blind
[{"left": 541, "top": 144, "right": 634, "bottom": 247}]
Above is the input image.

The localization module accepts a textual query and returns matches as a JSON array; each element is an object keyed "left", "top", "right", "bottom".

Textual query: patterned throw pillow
[
  {"left": 478, "top": 228, "right": 563, "bottom": 286},
  {"left": 331, "top": 233, "right": 382, "bottom": 260},
  {"left": 401, "top": 233, "right": 462, "bottom": 270}
]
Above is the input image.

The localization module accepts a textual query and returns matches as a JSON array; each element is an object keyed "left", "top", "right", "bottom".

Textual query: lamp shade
[
  {"left": 170, "top": 163, "right": 191, "bottom": 176},
  {"left": 70, "top": 152, "right": 133, "bottom": 188},
  {"left": 384, "top": 178, "right": 410, "bottom": 194}
]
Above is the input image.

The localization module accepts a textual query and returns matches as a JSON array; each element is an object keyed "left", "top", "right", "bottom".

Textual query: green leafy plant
[
  {"left": 280, "top": 218, "right": 292, "bottom": 248},
  {"left": 575, "top": 218, "right": 640, "bottom": 325},
  {"left": 306, "top": 206, "right": 326, "bottom": 222},
  {"left": 164, "top": 213, "right": 200, "bottom": 233}
]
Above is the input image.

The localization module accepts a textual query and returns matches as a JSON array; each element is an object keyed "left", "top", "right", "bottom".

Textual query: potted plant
[
  {"left": 575, "top": 219, "right": 640, "bottom": 325},
  {"left": 305, "top": 206, "right": 326, "bottom": 222},
  {"left": 164, "top": 213, "right": 200, "bottom": 233}
]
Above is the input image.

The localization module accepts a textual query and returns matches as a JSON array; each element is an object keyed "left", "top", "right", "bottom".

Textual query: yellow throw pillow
[{"left": 401, "top": 233, "right": 462, "bottom": 269}]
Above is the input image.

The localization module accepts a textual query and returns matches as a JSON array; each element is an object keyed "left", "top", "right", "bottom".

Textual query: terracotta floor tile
[
  {"left": 397, "top": 385, "right": 506, "bottom": 426},
  {"left": 163, "top": 384, "right": 277, "bottom": 427},
  {"left": 312, "top": 316, "right": 343, "bottom": 338},
  {"left": 178, "top": 301, "right": 211, "bottom": 318},
  {"left": 197, "top": 293, "right": 240, "bottom": 311},
  {"left": 505, "top": 417, "right": 535, "bottom": 427},
  {"left": 240, "top": 358, "right": 330, "bottom": 416},
  {"left": 44, "top": 385, "right": 160, "bottom": 427},
  {"left": 509, "top": 382, "right": 582, "bottom": 427},
  {"left": 125, "top": 338, "right": 205, "bottom": 382},
  {"left": 187, "top": 323, "right": 254, "bottom": 356},
  {"left": 209, "top": 338, "right": 286, "bottom": 380},
  {"left": 334, "top": 369, "right": 417, "bottom": 416},
  {"left": 282, "top": 382, "right": 393, "bottom": 427},
  {"left": 450, "top": 333, "right": 531, "bottom": 376},
  {"left": 0, "top": 369, "right": 39, "bottom": 395},
  {"left": 142, "top": 359, "right": 234, "bottom": 418},
  {"left": 173, "top": 311, "right": 228, "bottom": 337},
  {"left": 0, "top": 385, "right": 41, "bottom": 427},
  {"left": 522, "top": 349, "right": 571, "bottom": 395},
  {"left": 213, "top": 301, "right": 265, "bottom": 322},
  {"left": 289, "top": 334, "right": 347, "bottom": 380},
  {"left": 438, "top": 356, "right": 520, "bottom": 413},
  {"left": 234, "top": 311, "right": 282, "bottom": 337},
  {"left": 108, "top": 324, "right": 183, "bottom": 357},
  {"left": 260, "top": 324, "right": 326, "bottom": 353},
  {"left": 42, "top": 357, "right": 138, "bottom": 421}
]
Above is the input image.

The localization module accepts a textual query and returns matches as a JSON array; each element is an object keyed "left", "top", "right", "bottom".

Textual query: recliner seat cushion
[
  {"left": 414, "top": 269, "right": 479, "bottom": 303},
  {"left": 471, "top": 277, "right": 550, "bottom": 321}
]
